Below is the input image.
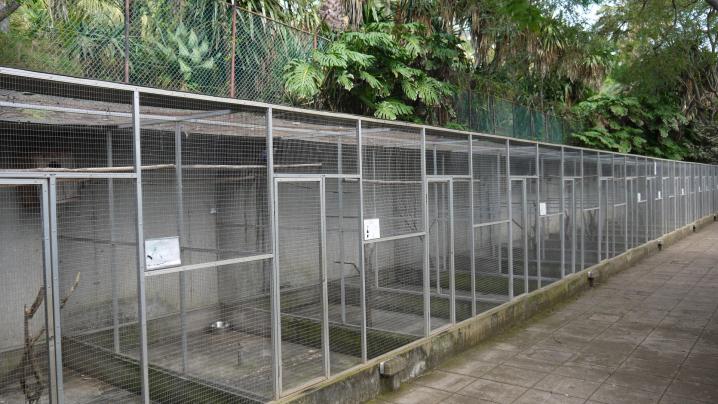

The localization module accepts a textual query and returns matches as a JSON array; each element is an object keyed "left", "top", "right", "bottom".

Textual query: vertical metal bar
[
  {"left": 267, "top": 107, "right": 282, "bottom": 398},
  {"left": 132, "top": 90, "right": 150, "bottom": 404},
  {"left": 124, "top": 0, "right": 130, "bottom": 83},
  {"left": 522, "top": 179, "right": 529, "bottom": 294},
  {"left": 645, "top": 158, "right": 649, "bottom": 242},
  {"left": 571, "top": 179, "right": 576, "bottom": 273},
  {"left": 579, "top": 150, "right": 584, "bottom": 270},
  {"left": 320, "top": 178, "right": 331, "bottom": 378},
  {"left": 597, "top": 153, "right": 602, "bottom": 261},
  {"left": 371, "top": 149, "right": 379, "bottom": 289},
  {"left": 42, "top": 179, "right": 62, "bottom": 404},
  {"left": 624, "top": 157, "right": 629, "bottom": 249},
  {"left": 229, "top": 2, "right": 237, "bottom": 98},
  {"left": 535, "top": 144, "right": 541, "bottom": 288},
  {"left": 506, "top": 140, "right": 513, "bottom": 299},
  {"left": 338, "top": 140, "right": 346, "bottom": 325},
  {"left": 421, "top": 127, "right": 431, "bottom": 336},
  {"left": 560, "top": 147, "right": 565, "bottom": 279},
  {"left": 448, "top": 179, "right": 456, "bottom": 324},
  {"left": 174, "top": 124, "right": 188, "bottom": 373},
  {"left": 107, "top": 132, "right": 120, "bottom": 355},
  {"left": 433, "top": 147, "right": 439, "bottom": 295},
  {"left": 356, "top": 119, "right": 368, "bottom": 363},
  {"left": 468, "top": 135, "right": 477, "bottom": 316}
]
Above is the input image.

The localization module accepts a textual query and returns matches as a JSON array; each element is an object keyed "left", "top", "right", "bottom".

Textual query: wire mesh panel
[
  {"left": 362, "top": 123, "right": 423, "bottom": 239},
  {"left": 275, "top": 180, "right": 326, "bottom": 392},
  {"left": 0, "top": 182, "right": 53, "bottom": 404},
  {"left": 428, "top": 180, "right": 452, "bottom": 331},
  {"left": 613, "top": 156, "right": 627, "bottom": 255},
  {"left": 323, "top": 178, "right": 362, "bottom": 375},
  {"left": 145, "top": 259, "right": 273, "bottom": 402},
  {"left": 538, "top": 146, "right": 562, "bottom": 284},
  {"left": 453, "top": 178, "right": 473, "bottom": 322},
  {"left": 472, "top": 137, "right": 510, "bottom": 307},
  {"left": 0, "top": 74, "right": 135, "bottom": 173},
  {"left": 272, "top": 112, "right": 358, "bottom": 175},
  {"left": 56, "top": 178, "right": 142, "bottom": 403},
  {"left": 582, "top": 151, "right": 599, "bottom": 268},
  {"left": 364, "top": 236, "right": 424, "bottom": 358},
  {"left": 563, "top": 179, "right": 577, "bottom": 274},
  {"left": 425, "top": 131, "right": 470, "bottom": 176},
  {"left": 510, "top": 179, "right": 530, "bottom": 295}
]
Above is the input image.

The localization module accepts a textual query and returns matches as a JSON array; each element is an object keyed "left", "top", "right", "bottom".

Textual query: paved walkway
[{"left": 375, "top": 223, "right": 718, "bottom": 404}]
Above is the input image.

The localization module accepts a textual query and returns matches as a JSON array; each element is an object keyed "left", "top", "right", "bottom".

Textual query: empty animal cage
[{"left": 1, "top": 67, "right": 717, "bottom": 404}]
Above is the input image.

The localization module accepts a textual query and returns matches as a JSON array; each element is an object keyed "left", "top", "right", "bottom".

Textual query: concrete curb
[{"left": 275, "top": 214, "right": 717, "bottom": 404}]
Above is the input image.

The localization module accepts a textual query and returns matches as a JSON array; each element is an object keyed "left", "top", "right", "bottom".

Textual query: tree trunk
[{"left": 0, "top": 0, "right": 21, "bottom": 31}]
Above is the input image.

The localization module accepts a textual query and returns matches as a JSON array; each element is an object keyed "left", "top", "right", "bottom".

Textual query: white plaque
[
  {"left": 681, "top": 188, "right": 685, "bottom": 195},
  {"left": 637, "top": 192, "right": 642, "bottom": 202},
  {"left": 657, "top": 191, "right": 662, "bottom": 200},
  {"left": 145, "top": 237, "right": 181, "bottom": 270},
  {"left": 539, "top": 202, "right": 547, "bottom": 216},
  {"left": 363, "top": 218, "right": 381, "bottom": 240}
]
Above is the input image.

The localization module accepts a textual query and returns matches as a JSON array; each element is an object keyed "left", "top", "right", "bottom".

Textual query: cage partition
[{"left": 1, "top": 67, "right": 717, "bottom": 404}]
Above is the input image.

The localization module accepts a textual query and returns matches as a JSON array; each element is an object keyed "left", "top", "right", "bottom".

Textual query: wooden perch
[{"left": 19, "top": 272, "right": 81, "bottom": 404}]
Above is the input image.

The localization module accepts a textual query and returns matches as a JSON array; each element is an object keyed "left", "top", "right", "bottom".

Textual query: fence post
[
  {"left": 229, "top": 2, "right": 237, "bottom": 98},
  {"left": 124, "top": 0, "right": 130, "bottom": 83}
]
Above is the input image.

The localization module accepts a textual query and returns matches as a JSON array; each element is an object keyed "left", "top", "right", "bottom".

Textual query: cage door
[
  {"left": 427, "top": 178, "right": 453, "bottom": 331},
  {"left": 511, "top": 179, "right": 529, "bottom": 296},
  {"left": 0, "top": 179, "right": 60, "bottom": 404},
  {"left": 273, "top": 178, "right": 329, "bottom": 395},
  {"left": 563, "top": 179, "right": 576, "bottom": 275}
]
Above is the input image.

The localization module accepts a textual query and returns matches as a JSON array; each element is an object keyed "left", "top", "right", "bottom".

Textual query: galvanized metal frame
[{"left": 1, "top": 67, "right": 718, "bottom": 403}]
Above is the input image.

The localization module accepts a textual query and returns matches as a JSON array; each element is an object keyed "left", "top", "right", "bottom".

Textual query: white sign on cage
[
  {"left": 363, "top": 218, "right": 381, "bottom": 240},
  {"left": 637, "top": 192, "right": 642, "bottom": 202},
  {"left": 657, "top": 191, "right": 662, "bottom": 200},
  {"left": 539, "top": 202, "right": 547, "bottom": 216},
  {"left": 145, "top": 237, "right": 181, "bottom": 270}
]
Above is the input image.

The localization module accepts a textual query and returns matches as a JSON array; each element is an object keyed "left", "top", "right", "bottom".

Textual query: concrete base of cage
[{"left": 276, "top": 214, "right": 717, "bottom": 404}]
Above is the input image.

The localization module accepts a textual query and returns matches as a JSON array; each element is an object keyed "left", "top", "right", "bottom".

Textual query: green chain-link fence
[{"left": 0, "top": 1, "right": 576, "bottom": 144}]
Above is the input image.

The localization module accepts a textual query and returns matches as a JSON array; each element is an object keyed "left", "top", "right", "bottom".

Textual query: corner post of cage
[
  {"left": 506, "top": 139, "right": 514, "bottom": 299},
  {"left": 559, "top": 147, "right": 565, "bottom": 279},
  {"left": 267, "top": 107, "right": 283, "bottom": 398},
  {"left": 356, "top": 119, "right": 368, "bottom": 363},
  {"left": 421, "top": 127, "right": 431, "bottom": 336},
  {"left": 174, "top": 124, "right": 189, "bottom": 373},
  {"left": 132, "top": 90, "right": 150, "bottom": 404},
  {"left": 535, "top": 143, "right": 541, "bottom": 288},
  {"left": 468, "top": 135, "right": 477, "bottom": 316},
  {"left": 624, "top": 156, "right": 629, "bottom": 249},
  {"left": 46, "top": 177, "right": 64, "bottom": 404}
]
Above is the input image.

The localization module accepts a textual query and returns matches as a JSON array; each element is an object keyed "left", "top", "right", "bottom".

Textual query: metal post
[
  {"left": 506, "top": 140, "right": 513, "bottom": 299},
  {"left": 47, "top": 178, "right": 64, "bottom": 404},
  {"left": 132, "top": 90, "right": 150, "bottom": 404},
  {"left": 107, "top": 132, "right": 120, "bottom": 354},
  {"left": 448, "top": 179, "right": 455, "bottom": 324},
  {"left": 229, "top": 1, "right": 237, "bottom": 98},
  {"left": 468, "top": 135, "right": 477, "bottom": 316},
  {"left": 124, "top": 0, "right": 130, "bottom": 83},
  {"left": 338, "top": 140, "right": 346, "bottom": 325},
  {"left": 597, "top": 154, "right": 602, "bottom": 261},
  {"left": 559, "top": 147, "right": 565, "bottom": 279},
  {"left": 174, "top": 124, "right": 188, "bottom": 373},
  {"left": 579, "top": 150, "right": 584, "bottom": 270},
  {"left": 356, "top": 119, "right": 368, "bottom": 362},
  {"left": 624, "top": 157, "right": 629, "bottom": 250},
  {"left": 320, "top": 178, "right": 331, "bottom": 378},
  {"left": 432, "top": 147, "right": 440, "bottom": 295},
  {"left": 267, "top": 107, "right": 282, "bottom": 398},
  {"left": 421, "top": 127, "right": 431, "bottom": 336},
  {"left": 535, "top": 144, "right": 541, "bottom": 288}
]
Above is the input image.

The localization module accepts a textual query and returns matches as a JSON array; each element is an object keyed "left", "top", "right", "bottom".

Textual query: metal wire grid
[{"left": 1, "top": 69, "right": 718, "bottom": 404}]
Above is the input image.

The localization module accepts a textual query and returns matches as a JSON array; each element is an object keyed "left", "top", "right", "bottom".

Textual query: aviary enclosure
[{"left": 0, "top": 67, "right": 716, "bottom": 404}]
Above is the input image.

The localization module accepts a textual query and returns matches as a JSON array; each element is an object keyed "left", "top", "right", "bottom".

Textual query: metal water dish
[{"left": 209, "top": 320, "right": 231, "bottom": 334}]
